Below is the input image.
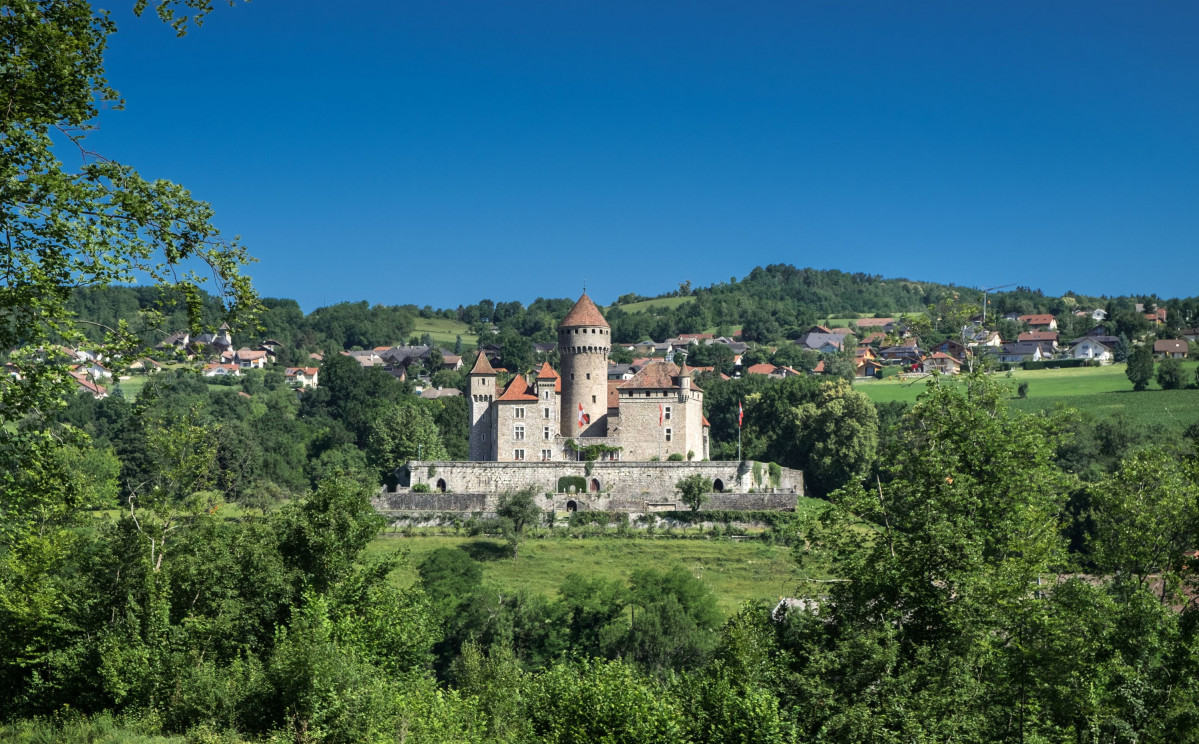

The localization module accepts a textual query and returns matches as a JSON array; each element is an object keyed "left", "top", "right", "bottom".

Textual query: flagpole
[{"left": 737, "top": 400, "right": 742, "bottom": 462}]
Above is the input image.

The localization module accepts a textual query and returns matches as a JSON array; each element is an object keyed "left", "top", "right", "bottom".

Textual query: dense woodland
[{"left": 6, "top": 2, "right": 1199, "bottom": 742}]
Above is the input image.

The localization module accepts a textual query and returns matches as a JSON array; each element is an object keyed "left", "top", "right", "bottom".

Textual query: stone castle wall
[
  {"left": 372, "top": 490, "right": 800, "bottom": 515},
  {"left": 391, "top": 460, "right": 802, "bottom": 513}
]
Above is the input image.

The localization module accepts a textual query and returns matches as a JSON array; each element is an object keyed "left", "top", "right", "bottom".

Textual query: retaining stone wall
[
  {"left": 399, "top": 460, "right": 802, "bottom": 497},
  {"left": 371, "top": 489, "right": 799, "bottom": 515}
]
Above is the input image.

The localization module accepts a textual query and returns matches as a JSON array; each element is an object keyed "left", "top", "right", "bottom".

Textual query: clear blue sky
[{"left": 88, "top": 1, "right": 1198, "bottom": 311}]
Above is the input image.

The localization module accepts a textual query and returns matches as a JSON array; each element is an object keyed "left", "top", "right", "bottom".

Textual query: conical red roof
[
  {"left": 559, "top": 293, "right": 609, "bottom": 329},
  {"left": 469, "top": 351, "right": 496, "bottom": 375},
  {"left": 497, "top": 373, "right": 538, "bottom": 401},
  {"left": 535, "top": 361, "right": 559, "bottom": 380}
]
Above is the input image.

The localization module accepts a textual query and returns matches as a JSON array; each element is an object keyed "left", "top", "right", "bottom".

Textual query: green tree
[
  {"left": 1125, "top": 345, "right": 1155, "bottom": 391},
  {"left": 365, "top": 399, "right": 448, "bottom": 482},
  {"left": 676, "top": 473, "right": 713, "bottom": 512},
  {"left": 786, "top": 374, "right": 1073, "bottom": 739},
  {"left": 496, "top": 487, "right": 542, "bottom": 558},
  {"left": 792, "top": 378, "right": 879, "bottom": 495},
  {"left": 1156, "top": 356, "right": 1185, "bottom": 390},
  {"left": 0, "top": 2, "right": 259, "bottom": 710}
]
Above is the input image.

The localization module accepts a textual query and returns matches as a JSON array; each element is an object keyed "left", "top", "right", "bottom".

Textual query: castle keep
[{"left": 469, "top": 293, "right": 710, "bottom": 463}]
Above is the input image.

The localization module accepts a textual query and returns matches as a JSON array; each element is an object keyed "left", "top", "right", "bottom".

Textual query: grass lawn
[
  {"left": 855, "top": 362, "right": 1199, "bottom": 430},
  {"left": 366, "top": 535, "right": 810, "bottom": 616},
  {"left": 411, "top": 316, "right": 477, "bottom": 348},
  {"left": 610, "top": 296, "right": 695, "bottom": 313}
]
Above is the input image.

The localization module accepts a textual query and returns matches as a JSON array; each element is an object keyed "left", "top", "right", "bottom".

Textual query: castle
[
  {"left": 467, "top": 293, "right": 710, "bottom": 463},
  {"left": 384, "top": 293, "right": 802, "bottom": 511}
]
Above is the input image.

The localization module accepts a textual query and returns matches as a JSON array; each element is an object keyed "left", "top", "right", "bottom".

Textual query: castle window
[
  {"left": 514, "top": 407, "right": 525, "bottom": 419},
  {"left": 665, "top": 428, "right": 672, "bottom": 442},
  {"left": 664, "top": 405, "right": 672, "bottom": 420},
  {"left": 543, "top": 407, "right": 551, "bottom": 418},
  {"left": 586, "top": 373, "right": 590, "bottom": 380},
  {"left": 543, "top": 426, "right": 551, "bottom": 439},
  {"left": 592, "top": 395, "right": 596, "bottom": 403},
  {"left": 514, "top": 424, "right": 525, "bottom": 441},
  {"left": 570, "top": 373, "right": 575, "bottom": 380},
  {"left": 514, "top": 449, "right": 525, "bottom": 461},
  {"left": 541, "top": 449, "right": 552, "bottom": 461}
]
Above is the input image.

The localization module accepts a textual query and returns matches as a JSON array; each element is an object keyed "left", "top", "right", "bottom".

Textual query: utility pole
[{"left": 979, "top": 283, "right": 1016, "bottom": 324}]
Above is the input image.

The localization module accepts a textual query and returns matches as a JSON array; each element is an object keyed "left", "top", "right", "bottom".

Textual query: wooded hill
[{"left": 64, "top": 264, "right": 1199, "bottom": 363}]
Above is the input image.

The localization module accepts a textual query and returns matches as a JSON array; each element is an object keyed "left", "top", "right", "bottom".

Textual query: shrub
[
  {"left": 411, "top": 482, "right": 430, "bottom": 493},
  {"left": 557, "top": 476, "right": 587, "bottom": 493},
  {"left": 666, "top": 453, "right": 685, "bottom": 461}
]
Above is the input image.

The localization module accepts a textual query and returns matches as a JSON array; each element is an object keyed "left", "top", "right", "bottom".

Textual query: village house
[
  {"left": 922, "top": 352, "right": 961, "bottom": 375},
  {"left": 929, "top": 339, "right": 969, "bottom": 361},
  {"left": 994, "top": 342, "right": 1047, "bottom": 364},
  {"left": 284, "top": 366, "right": 320, "bottom": 388},
  {"left": 202, "top": 362, "right": 241, "bottom": 377},
  {"left": 69, "top": 371, "right": 108, "bottom": 399},
  {"left": 1018, "top": 314, "right": 1058, "bottom": 331},
  {"left": 1017, "top": 331, "right": 1060, "bottom": 350},
  {"left": 1068, "top": 336, "right": 1118, "bottom": 364},
  {"left": 1153, "top": 339, "right": 1189, "bottom": 359}
]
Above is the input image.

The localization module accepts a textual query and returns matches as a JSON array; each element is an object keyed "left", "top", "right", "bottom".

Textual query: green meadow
[
  {"left": 609, "top": 295, "right": 695, "bottom": 313},
  {"left": 365, "top": 535, "right": 811, "bottom": 616},
  {"left": 856, "top": 362, "right": 1199, "bottom": 430},
  {"left": 411, "top": 316, "right": 477, "bottom": 348}
]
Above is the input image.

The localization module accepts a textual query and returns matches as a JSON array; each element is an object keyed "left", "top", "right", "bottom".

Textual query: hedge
[{"left": 1021, "top": 358, "right": 1097, "bottom": 370}]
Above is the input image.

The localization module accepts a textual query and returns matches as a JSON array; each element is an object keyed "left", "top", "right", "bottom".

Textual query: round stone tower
[{"left": 558, "top": 293, "right": 610, "bottom": 438}]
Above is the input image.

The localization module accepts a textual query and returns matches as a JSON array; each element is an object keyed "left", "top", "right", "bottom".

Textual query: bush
[
  {"left": 666, "top": 453, "right": 684, "bottom": 462},
  {"left": 557, "top": 476, "right": 587, "bottom": 493},
  {"left": 1017, "top": 381, "right": 1029, "bottom": 398},
  {"left": 1156, "top": 357, "right": 1185, "bottom": 390},
  {"left": 411, "top": 482, "right": 430, "bottom": 493}
]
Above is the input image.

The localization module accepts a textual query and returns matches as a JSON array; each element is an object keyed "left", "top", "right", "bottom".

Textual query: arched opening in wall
[
  {"left": 566, "top": 500, "right": 578, "bottom": 512},
  {"left": 713, "top": 478, "right": 725, "bottom": 493},
  {"left": 436, "top": 478, "right": 446, "bottom": 493},
  {"left": 589, "top": 478, "right": 600, "bottom": 493}
]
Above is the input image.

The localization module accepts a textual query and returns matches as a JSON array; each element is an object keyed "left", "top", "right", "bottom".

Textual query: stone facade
[
  {"left": 469, "top": 293, "right": 709, "bottom": 463},
  {"left": 399, "top": 460, "right": 802, "bottom": 500},
  {"left": 374, "top": 490, "right": 799, "bottom": 516}
]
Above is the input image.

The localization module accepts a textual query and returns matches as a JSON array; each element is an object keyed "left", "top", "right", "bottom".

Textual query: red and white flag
[
  {"left": 577, "top": 402, "right": 590, "bottom": 428},
  {"left": 738, "top": 401, "right": 744, "bottom": 428},
  {"left": 659, "top": 403, "right": 664, "bottom": 426}
]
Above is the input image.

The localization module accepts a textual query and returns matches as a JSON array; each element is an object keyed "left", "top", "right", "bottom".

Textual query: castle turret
[
  {"left": 558, "top": 293, "right": 609, "bottom": 438},
  {"left": 468, "top": 351, "right": 497, "bottom": 460}
]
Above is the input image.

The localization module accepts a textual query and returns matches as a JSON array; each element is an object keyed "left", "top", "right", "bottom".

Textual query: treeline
[
  {"left": 57, "top": 354, "right": 470, "bottom": 507},
  {"left": 66, "top": 268, "right": 1199, "bottom": 374},
  {"left": 6, "top": 375, "right": 1199, "bottom": 742}
]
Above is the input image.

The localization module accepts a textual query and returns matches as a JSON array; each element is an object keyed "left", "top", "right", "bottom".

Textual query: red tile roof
[
  {"left": 559, "top": 293, "right": 609, "bottom": 329},
  {"left": 1019, "top": 314, "right": 1056, "bottom": 326},
  {"left": 607, "top": 381, "right": 621, "bottom": 409},
  {"left": 469, "top": 351, "right": 497, "bottom": 375},
  {"left": 620, "top": 360, "right": 680, "bottom": 390},
  {"left": 745, "top": 363, "right": 777, "bottom": 376},
  {"left": 1018, "top": 331, "right": 1059, "bottom": 342},
  {"left": 535, "top": 361, "right": 559, "bottom": 380},
  {"left": 497, "top": 373, "right": 538, "bottom": 401},
  {"left": 702, "top": 415, "right": 711, "bottom": 427},
  {"left": 854, "top": 317, "right": 895, "bottom": 327}
]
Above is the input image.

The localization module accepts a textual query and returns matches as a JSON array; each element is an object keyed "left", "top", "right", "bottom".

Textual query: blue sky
[{"left": 88, "top": 1, "right": 1198, "bottom": 310}]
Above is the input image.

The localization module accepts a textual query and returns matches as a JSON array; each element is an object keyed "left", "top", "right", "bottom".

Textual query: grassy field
[
  {"left": 855, "top": 362, "right": 1199, "bottom": 430},
  {"left": 610, "top": 296, "right": 695, "bottom": 313},
  {"left": 366, "top": 535, "right": 810, "bottom": 616},
  {"left": 412, "top": 316, "right": 477, "bottom": 348}
]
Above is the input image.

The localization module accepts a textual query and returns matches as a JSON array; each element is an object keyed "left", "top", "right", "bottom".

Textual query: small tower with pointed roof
[
  {"left": 468, "top": 351, "right": 497, "bottom": 461},
  {"left": 557, "top": 293, "right": 610, "bottom": 438}
]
